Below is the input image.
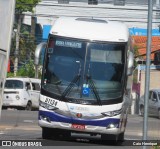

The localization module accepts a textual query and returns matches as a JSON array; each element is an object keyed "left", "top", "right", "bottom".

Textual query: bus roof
[{"left": 50, "top": 17, "right": 129, "bottom": 42}]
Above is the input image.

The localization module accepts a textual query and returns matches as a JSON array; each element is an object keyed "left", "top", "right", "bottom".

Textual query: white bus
[
  {"left": 3, "top": 77, "right": 41, "bottom": 110},
  {"left": 36, "top": 17, "right": 134, "bottom": 142}
]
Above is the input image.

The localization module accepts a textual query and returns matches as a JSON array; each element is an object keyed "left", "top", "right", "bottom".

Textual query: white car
[
  {"left": 139, "top": 89, "right": 160, "bottom": 119},
  {"left": 3, "top": 77, "right": 41, "bottom": 110}
]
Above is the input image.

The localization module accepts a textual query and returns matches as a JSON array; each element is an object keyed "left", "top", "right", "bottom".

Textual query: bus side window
[
  {"left": 32, "top": 83, "right": 40, "bottom": 91},
  {"left": 25, "top": 82, "right": 31, "bottom": 90}
]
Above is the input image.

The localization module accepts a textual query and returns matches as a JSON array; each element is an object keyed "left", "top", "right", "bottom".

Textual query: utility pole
[
  {"left": 14, "top": 14, "right": 22, "bottom": 76},
  {"left": 31, "top": 15, "right": 36, "bottom": 39},
  {"left": 156, "top": 0, "right": 160, "bottom": 6},
  {"left": 156, "top": 0, "right": 160, "bottom": 30},
  {"left": 143, "top": 1, "right": 153, "bottom": 149},
  {"left": 31, "top": 7, "right": 37, "bottom": 78},
  {"left": 0, "top": 0, "right": 15, "bottom": 118},
  {"left": 156, "top": 0, "right": 160, "bottom": 18}
]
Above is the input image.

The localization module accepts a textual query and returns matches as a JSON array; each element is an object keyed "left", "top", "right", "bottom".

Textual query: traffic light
[{"left": 88, "top": 0, "right": 98, "bottom": 5}]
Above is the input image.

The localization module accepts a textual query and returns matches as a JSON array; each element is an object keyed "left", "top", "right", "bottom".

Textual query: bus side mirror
[
  {"left": 34, "top": 42, "right": 47, "bottom": 78},
  {"left": 35, "top": 42, "right": 47, "bottom": 65},
  {"left": 127, "top": 51, "right": 134, "bottom": 76}
]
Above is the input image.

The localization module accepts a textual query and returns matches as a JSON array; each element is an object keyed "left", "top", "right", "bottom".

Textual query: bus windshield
[{"left": 42, "top": 35, "right": 126, "bottom": 105}]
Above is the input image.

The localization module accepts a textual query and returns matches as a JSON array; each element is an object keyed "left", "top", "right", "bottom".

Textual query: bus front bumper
[{"left": 38, "top": 118, "right": 121, "bottom": 135}]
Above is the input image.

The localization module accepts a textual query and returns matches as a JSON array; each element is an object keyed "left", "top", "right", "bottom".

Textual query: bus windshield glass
[{"left": 42, "top": 35, "right": 126, "bottom": 105}]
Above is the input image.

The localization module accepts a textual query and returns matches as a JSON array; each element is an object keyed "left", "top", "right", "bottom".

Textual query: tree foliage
[
  {"left": 8, "top": 60, "right": 35, "bottom": 78},
  {"left": 9, "top": 0, "right": 41, "bottom": 77},
  {"left": 133, "top": 45, "right": 139, "bottom": 67},
  {"left": 8, "top": 60, "right": 42, "bottom": 78},
  {"left": 16, "top": 0, "right": 41, "bottom": 13},
  {"left": 10, "top": 24, "right": 36, "bottom": 65},
  {"left": 16, "top": 60, "right": 35, "bottom": 77}
]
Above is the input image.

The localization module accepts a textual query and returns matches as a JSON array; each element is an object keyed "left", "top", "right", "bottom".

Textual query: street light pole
[
  {"left": 143, "top": 1, "right": 153, "bottom": 148},
  {"left": 14, "top": 14, "right": 21, "bottom": 77},
  {"left": 156, "top": 0, "right": 160, "bottom": 6}
]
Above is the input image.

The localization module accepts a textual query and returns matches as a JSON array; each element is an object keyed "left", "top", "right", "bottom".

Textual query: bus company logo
[{"left": 76, "top": 113, "right": 82, "bottom": 118}]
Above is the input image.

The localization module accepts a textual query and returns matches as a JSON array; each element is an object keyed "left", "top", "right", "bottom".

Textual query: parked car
[
  {"left": 139, "top": 89, "right": 160, "bottom": 119},
  {"left": 2, "top": 77, "right": 41, "bottom": 110}
]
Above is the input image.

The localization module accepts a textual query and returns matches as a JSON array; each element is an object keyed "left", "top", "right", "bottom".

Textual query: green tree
[
  {"left": 16, "top": 60, "right": 35, "bottom": 78},
  {"left": 8, "top": 60, "right": 42, "bottom": 78},
  {"left": 16, "top": 0, "right": 41, "bottom": 13},
  {"left": 13, "top": 0, "right": 41, "bottom": 76}
]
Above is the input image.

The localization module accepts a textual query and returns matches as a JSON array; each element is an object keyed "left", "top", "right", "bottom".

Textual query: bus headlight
[
  {"left": 15, "top": 95, "right": 20, "bottom": 100},
  {"left": 106, "top": 123, "right": 119, "bottom": 129},
  {"left": 40, "top": 115, "right": 51, "bottom": 123},
  {"left": 101, "top": 109, "right": 122, "bottom": 117}
]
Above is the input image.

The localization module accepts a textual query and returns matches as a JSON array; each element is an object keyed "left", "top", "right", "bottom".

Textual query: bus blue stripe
[{"left": 39, "top": 110, "right": 120, "bottom": 127}]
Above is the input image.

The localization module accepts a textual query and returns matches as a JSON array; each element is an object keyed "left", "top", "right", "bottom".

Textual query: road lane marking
[
  {"left": 23, "top": 120, "right": 34, "bottom": 123},
  {"left": 5, "top": 128, "right": 12, "bottom": 130},
  {"left": 0, "top": 131, "right": 4, "bottom": 134}
]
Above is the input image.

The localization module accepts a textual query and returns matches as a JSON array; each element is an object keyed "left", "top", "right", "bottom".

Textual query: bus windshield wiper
[
  {"left": 86, "top": 75, "right": 102, "bottom": 106},
  {"left": 61, "top": 74, "right": 81, "bottom": 99},
  {"left": 61, "top": 60, "right": 81, "bottom": 100}
]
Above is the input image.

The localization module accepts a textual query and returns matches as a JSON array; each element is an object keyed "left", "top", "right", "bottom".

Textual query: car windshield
[
  {"left": 5, "top": 80, "right": 23, "bottom": 89},
  {"left": 42, "top": 35, "right": 126, "bottom": 105}
]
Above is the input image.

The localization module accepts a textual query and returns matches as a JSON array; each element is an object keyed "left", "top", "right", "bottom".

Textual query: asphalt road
[{"left": 0, "top": 110, "right": 159, "bottom": 149}]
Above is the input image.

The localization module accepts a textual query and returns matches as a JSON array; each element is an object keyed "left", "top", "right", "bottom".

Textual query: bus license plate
[{"left": 71, "top": 124, "right": 85, "bottom": 130}]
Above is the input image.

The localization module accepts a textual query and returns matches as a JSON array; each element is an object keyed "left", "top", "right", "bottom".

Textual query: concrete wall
[{"left": 140, "top": 70, "right": 160, "bottom": 97}]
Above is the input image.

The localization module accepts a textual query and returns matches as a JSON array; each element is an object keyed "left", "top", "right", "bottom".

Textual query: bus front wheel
[
  {"left": 42, "top": 127, "right": 53, "bottom": 139},
  {"left": 42, "top": 128, "right": 63, "bottom": 140},
  {"left": 118, "top": 132, "right": 124, "bottom": 142},
  {"left": 101, "top": 134, "right": 118, "bottom": 144}
]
